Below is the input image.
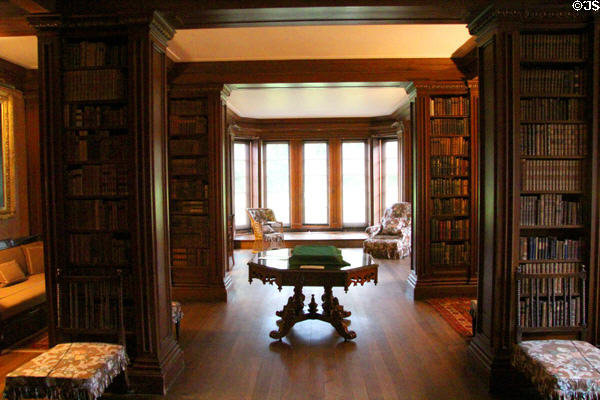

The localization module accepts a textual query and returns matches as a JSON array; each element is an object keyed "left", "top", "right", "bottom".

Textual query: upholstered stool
[
  {"left": 172, "top": 301, "right": 183, "bottom": 341},
  {"left": 3, "top": 342, "right": 128, "bottom": 400},
  {"left": 512, "top": 340, "right": 600, "bottom": 399}
]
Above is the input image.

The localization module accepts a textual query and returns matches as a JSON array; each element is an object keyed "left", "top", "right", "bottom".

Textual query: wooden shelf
[
  {"left": 430, "top": 134, "right": 470, "bottom": 138},
  {"left": 429, "top": 263, "right": 470, "bottom": 268},
  {"left": 170, "top": 211, "right": 207, "bottom": 216},
  {"left": 64, "top": 126, "right": 128, "bottom": 130},
  {"left": 430, "top": 175, "right": 469, "bottom": 178},
  {"left": 430, "top": 194, "right": 470, "bottom": 198},
  {"left": 66, "top": 160, "right": 128, "bottom": 166},
  {"left": 430, "top": 115, "right": 469, "bottom": 119},
  {"left": 521, "top": 155, "right": 586, "bottom": 160},
  {"left": 64, "top": 99, "right": 127, "bottom": 105},
  {"left": 520, "top": 93, "right": 586, "bottom": 98},
  {"left": 65, "top": 195, "right": 129, "bottom": 200},
  {"left": 431, "top": 239, "right": 470, "bottom": 243},
  {"left": 63, "top": 65, "right": 127, "bottom": 71},
  {"left": 520, "top": 225, "right": 584, "bottom": 230},
  {"left": 518, "top": 259, "right": 583, "bottom": 264},
  {"left": 66, "top": 264, "right": 130, "bottom": 269},
  {"left": 520, "top": 58, "right": 587, "bottom": 64},
  {"left": 430, "top": 214, "right": 470, "bottom": 218},
  {"left": 519, "top": 326, "right": 585, "bottom": 333},
  {"left": 520, "top": 120, "right": 587, "bottom": 124},
  {"left": 169, "top": 154, "right": 208, "bottom": 158},
  {"left": 169, "top": 134, "right": 207, "bottom": 139},
  {"left": 65, "top": 229, "right": 129, "bottom": 234},
  {"left": 521, "top": 190, "right": 583, "bottom": 195}
]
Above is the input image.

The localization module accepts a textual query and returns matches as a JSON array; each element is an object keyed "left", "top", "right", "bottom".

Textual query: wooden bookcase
[
  {"left": 168, "top": 97, "right": 210, "bottom": 288},
  {"left": 409, "top": 81, "right": 478, "bottom": 299},
  {"left": 31, "top": 13, "right": 184, "bottom": 393},
  {"left": 515, "top": 29, "right": 592, "bottom": 339}
]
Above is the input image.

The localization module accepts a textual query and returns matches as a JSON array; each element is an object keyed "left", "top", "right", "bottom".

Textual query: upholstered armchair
[
  {"left": 363, "top": 202, "right": 412, "bottom": 259},
  {"left": 246, "top": 208, "right": 285, "bottom": 252}
]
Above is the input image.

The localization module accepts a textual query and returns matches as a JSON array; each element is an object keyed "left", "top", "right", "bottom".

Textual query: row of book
[
  {"left": 64, "top": 105, "right": 127, "bottom": 128},
  {"left": 430, "top": 119, "right": 468, "bottom": 136},
  {"left": 58, "top": 285, "right": 127, "bottom": 330},
  {"left": 68, "top": 166, "right": 128, "bottom": 196},
  {"left": 172, "top": 247, "right": 209, "bottom": 267},
  {"left": 68, "top": 234, "right": 129, "bottom": 265},
  {"left": 171, "top": 180, "right": 208, "bottom": 200},
  {"left": 429, "top": 97, "right": 469, "bottom": 116},
  {"left": 519, "top": 276, "right": 580, "bottom": 297},
  {"left": 171, "top": 200, "right": 207, "bottom": 214},
  {"left": 520, "top": 195, "right": 582, "bottom": 226},
  {"left": 521, "top": 160, "right": 582, "bottom": 192},
  {"left": 519, "top": 262, "right": 580, "bottom": 275},
  {"left": 520, "top": 124, "right": 587, "bottom": 156},
  {"left": 431, "top": 178, "right": 469, "bottom": 196},
  {"left": 432, "top": 198, "right": 469, "bottom": 215},
  {"left": 430, "top": 137, "right": 469, "bottom": 157},
  {"left": 520, "top": 68, "right": 585, "bottom": 94},
  {"left": 430, "top": 218, "right": 469, "bottom": 241},
  {"left": 520, "top": 33, "right": 587, "bottom": 60},
  {"left": 431, "top": 156, "right": 469, "bottom": 176},
  {"left": 171, "top": 215, "right": 208, "bottom": 233},
  {"left": 170, "top": 116, "right": 208, "bottom": 136},
  {"left": 64, "top": 70, "right": 125, "bottom": 101},
  {"left": 518, "top": 298, "right": 582, "bottom": 328},
  {"left": 171, "top": 233, "right": 208, "bottom": 248},
  {"left": 66, "top": 131, "right": 128, "bottom": 162},
  {"left": 520, "top": 98, "right": 584, "bottom": 121},
  {"left": 430, "top": 242, "right": 470, "bottom": 265},
  {"left": 519, "top": 236, "right": 583, "bottom": 261},
  {"left": 63, "top": 41, "right": 127, "bottom": 68},
  {"left": 171, "top": 158, "right": 208, "bottom": 176},
  {"left": 65, "top": 200, "right": 128, "bottom": 230},
  {"left": 170, "top": 139, "right": 209, "bottom": 156},
  {"left": 170, "top": 99, "right": 207, "bottom": 115}
]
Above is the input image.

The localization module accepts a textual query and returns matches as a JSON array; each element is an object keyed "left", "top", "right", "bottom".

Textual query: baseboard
[
  {"left": 407, "top": 275, "right": 477, "bottom": 299},
  {"left": 128, "top": 338, "right": 184, "bottom": 395},
  {"left": 172, "top": 283, "right": 228, "bottom": 302}
]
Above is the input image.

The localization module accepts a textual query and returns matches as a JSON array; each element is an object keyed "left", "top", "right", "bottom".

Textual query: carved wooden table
[{"left": 248, "top": 248, "right": 378, "bottom": 341}]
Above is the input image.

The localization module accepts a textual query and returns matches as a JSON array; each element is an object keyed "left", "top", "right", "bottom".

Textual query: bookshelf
[
  {"left": 408, "top": 81, "right": 478, "bottom": 298},
  {"left": 429, "top": 95, "right": 472, "bottom": 268},
  {"left": 61, "top": 38, "right": 132, "bottom": 273},
  {"left": 32, "top": 12, "right": 183, "bottom": 392},
  {"left": 515, "top": 29, "right": 592, "bottom": 339},
  {"left": 168, "top": 97, "right": 210, "bottom": 287}
]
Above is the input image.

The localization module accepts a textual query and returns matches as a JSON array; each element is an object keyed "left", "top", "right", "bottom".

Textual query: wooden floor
[{"left": 0, "top": 249, "right": 501, "bottom": 400}]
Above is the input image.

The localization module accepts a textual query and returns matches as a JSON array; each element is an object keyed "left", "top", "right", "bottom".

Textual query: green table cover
[{"left": 288, "top": 245, "right": 350, "bottom": 268}]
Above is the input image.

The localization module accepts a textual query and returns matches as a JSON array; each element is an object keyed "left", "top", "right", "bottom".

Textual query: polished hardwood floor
[
  {"left": 235, "top": 231, "right": 367, "bottom": 249},
  {"left": 0, "top": 250, "right": 501, "bottom": 399}
]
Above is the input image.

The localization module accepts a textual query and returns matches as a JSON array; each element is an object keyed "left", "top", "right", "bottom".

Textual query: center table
[{"left": 248, "top": 248, "right": 378, "bottom": 340}]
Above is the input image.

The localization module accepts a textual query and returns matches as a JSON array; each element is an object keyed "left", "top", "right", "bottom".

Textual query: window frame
[{"left": 382, "top": 138, "right": 401, "bottom": 211}]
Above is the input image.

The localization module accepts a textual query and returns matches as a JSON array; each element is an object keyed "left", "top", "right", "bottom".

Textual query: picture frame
[{"left": 0, "top": 90, "right": 15, "bottom": 219}]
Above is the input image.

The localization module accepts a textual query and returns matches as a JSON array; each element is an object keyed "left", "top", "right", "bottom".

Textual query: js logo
[{"left": 572, "top": 0, "right": 600, "bottom": 11}]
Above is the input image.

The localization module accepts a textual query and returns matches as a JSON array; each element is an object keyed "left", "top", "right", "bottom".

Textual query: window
[
  {"left": 265, "top": 143, "right": 290, "bottom": 225},
  {"left": 233, "top": 142, "right": 250, "bottom": 229},
  {"left": 342, "top": 142, "right": 366, "bottom": 225},
  {"left": 303, "top": 142, "right": 328, "bottom": 224},
  {"left": 383, "top": 140, "right": 399, "bottom": 208}
]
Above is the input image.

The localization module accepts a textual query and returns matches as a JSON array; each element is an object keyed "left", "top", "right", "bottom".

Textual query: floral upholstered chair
[
  {"left": 246, "top": 208, "right": 285, "bottom": 252},
  {"left": 363, "top": 202, "right": 412, "bottom": 259}
]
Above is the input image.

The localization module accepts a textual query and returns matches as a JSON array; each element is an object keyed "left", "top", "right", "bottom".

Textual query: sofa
[
  {"left": 0, "top": 240, "right": 47, "bottom": 349},
  {"left": 363, "top": 202, "right": 412, "bottom": 259}
]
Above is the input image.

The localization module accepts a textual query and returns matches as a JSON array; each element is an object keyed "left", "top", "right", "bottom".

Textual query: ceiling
[
  {"left": 226, "top": 84, "right": 409, "bottom": 119},
  {"left": 168, "top": 25, "right": 471, "bottom": 62},
  {"left": 0, "top": 24, "right": 471, "bottom": 69}
]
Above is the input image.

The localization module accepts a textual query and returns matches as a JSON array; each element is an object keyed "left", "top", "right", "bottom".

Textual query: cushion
[
  {"left": 512, "top": 340, "right": 600, "bottom": 399},
  {"left": 288, "top": 245, "right": 350, "bottom": 267},
  {"left": 261, "top": 224, "right": 275, "bottom": 234},
  {"left": 0, "top": 260, "right": 27, "bottom": 288},
  {"left": 23, "top": 244, "right": 44, "bottom": 275},
  {"left": 0, "top": 246, "right": 27, "bottom": 274},
  {"left": 4, "top": 342, "right": 128, "bottom": 400},
  {"left": 0, "top": 274, "right": 46, "bottom": 320}
]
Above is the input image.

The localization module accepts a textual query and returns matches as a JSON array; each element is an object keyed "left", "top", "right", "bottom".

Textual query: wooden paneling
[
  {"left": 171, "top": 59, "right": 466, "bottom": 85},
  {"left": 24, "top": 70, "right": 42, "bottom": 236}
]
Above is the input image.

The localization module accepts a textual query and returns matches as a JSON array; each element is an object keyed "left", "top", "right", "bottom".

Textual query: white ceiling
[
  {"left": 0, "top": 36, "right": 38, "bottom": 69},
  {"left": 226, "top": 85, "right": 409, "bottom": 119},
  {"left": 168, "top": 24, "right": 471, "bottom": 62}
]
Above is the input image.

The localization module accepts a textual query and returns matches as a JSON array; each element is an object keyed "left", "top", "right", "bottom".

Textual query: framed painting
[{"left": 0, "top": 90, "right": 15, "bottom": 219}]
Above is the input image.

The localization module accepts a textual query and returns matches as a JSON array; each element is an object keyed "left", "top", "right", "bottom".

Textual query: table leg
[
  {"left": 322, "top": 286, "right": 356, "bottom": 341},
  {"left": 270, "top": 285, "right": 305, "bottom": 340}
]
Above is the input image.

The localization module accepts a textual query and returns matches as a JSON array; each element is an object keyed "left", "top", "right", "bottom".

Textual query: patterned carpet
[{"left": 426, "top": 297, "right": 474, "bottom": 338}]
